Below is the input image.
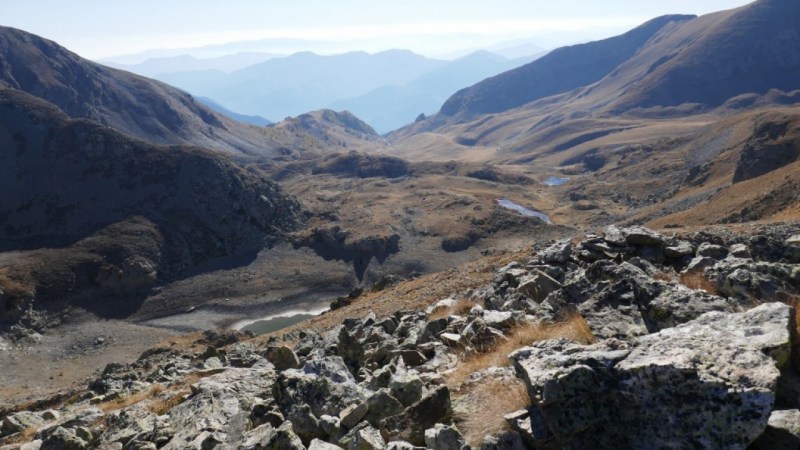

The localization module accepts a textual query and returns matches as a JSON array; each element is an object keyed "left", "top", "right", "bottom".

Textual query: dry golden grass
[
  {"left": 149, "top": 393, "right": 186, "bottom": 415},
  {"left": 428, "top": 297, "right": 483, "bottom": 320},
  {"left": 1, "top": 426, "right": 38, "bottom": 445},
  {"left": 447, "top": 313, "right": 595, "bottom": 387},
  {"left": 678, "top": 271, "right": 720, "bottom": 295},
  {"left": 97, "top": 385, "right": 163, "bottom": 413},
  {"left": 0, "top": 269, "right": 33, "bottom": 298},
  {"left": 653, "top": 271, "right": 677, "bottom": 282},
  {"left": 455, "top": 378, "right": 530, "bottom": 447}
]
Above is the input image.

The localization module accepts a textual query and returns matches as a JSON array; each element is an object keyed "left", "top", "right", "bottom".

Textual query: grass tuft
[
  {"left": 447, "top": 312, "right": 594, "bottom": 387},
  {"left": 149, "top": 394, "right": 186, "bottom": 416},
  {"left": 678, "top": 271, "right": 719, "bottom": 295},
  {"left": 454, "top": 378, "right": 530, "bottom": 447},
  {"left": 429, "top": 297, "right": 482, "bottom": 320}
]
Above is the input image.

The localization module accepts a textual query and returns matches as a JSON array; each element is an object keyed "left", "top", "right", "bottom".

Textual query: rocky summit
[{"left": 2, "top": 224, "right": 800, "bottom": 449}]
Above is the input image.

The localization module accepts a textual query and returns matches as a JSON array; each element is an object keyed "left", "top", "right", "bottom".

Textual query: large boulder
[
  {"left": 263, "top": 346, "right": 301, "bottom": 371},
  {"left": 424, "top": 424, "right": 468, "bottom": 450},
  {"left": 517, "top": 271, "right": 562, "bottom": 303},
  {"left": 511, "top": 303, "right": 795, "bottom": 449},
  {"left": 275, "top": 357, "right": 367, "bottom": 443},
  {"left": 161, "top": 368, "right": 276, "bottom": 449},
  {"left": 380, "top": 386, "right": 452, "bottom": 446},
  {"left": 537, "top": 239, "right": 572, "bottom": 265},
  {"left": 620, "top": 226, "right": 665, "bottom": 247}
]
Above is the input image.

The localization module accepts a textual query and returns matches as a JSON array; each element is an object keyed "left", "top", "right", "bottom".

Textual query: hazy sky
[{"left": 1, "top": 0, "right": 755, "bottom": 61}]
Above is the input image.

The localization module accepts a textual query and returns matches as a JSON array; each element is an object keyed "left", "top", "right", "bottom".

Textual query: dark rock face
[
  {"left": 733, "top": 114, "right": 800, "bottom": 183},
  {"left": 293, "top": 226, "right": 401, "bottom": 282},
  {"left": 0, "top": 88, "right": 297, "bottom": 265},
  {"left": 0, "top": 88, "right": 298, "bottom": 329}
]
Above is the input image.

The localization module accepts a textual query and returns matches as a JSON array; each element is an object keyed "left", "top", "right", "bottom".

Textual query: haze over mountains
[{"left": 149, "top": 49, "right": 540, "bottom": 133}]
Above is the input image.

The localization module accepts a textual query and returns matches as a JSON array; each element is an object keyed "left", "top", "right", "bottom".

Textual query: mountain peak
[{"left": 439, "top": 14, "right": 696, "bottom": 116}]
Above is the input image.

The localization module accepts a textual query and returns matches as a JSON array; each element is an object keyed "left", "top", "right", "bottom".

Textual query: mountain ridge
[{"left": 438, "top": 14, "right": 697, "bottom": 117}]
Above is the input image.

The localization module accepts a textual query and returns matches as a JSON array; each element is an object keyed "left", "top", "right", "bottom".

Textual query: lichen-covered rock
[
  {"left": 424, "top": 423, "right": 468, "bottom": 450},
  {"left": 338, "top": 422, "right": 385, "bottom": 450},
  {"left": 275, "top": 357, "right": 367, "bottom": 442},
  {"left": 517, "top": 271, "right": 562, "bottom": 303},
  {"left": 664, "top": 240, "right": 694, "bottom": 259},
  {"left": 602, "top": 226, "right": 627, "bottom": 247},
  {"left": 750, "top": 409, "right": 800, "bottom": 450},
  {"left": 2, "top": 411, "right": 47, "bottom": 437},
  {"left": 98, "top": 405, "right": 156, "bottom": 446},
  {"left": 389, "top": 370, "right": 424, "bottom": 407},
  {"left": 308, "top": 439, "right": 344, "bottom": 450},
  {"left": 620, "top": 226, "right": 665, "bottom": 246},
  {"left": 478, "top": 430, "right": 526, "bottom": 450},
  {"left": 240, "top": 421, "right": 305, "bottom": 450},
  {"left": 362, "top": 390, "right": 404, "bottom": 426},
  {"left": 339, "top": 403, "right": 368, "bottom": 430},
  {"left": 504, "top": 409, "right": 554, "bottom": 449},
  {"left": 160, "top": 368, "right": 275, "bottom": 449},
  {"left": 40, "top": 427, "right": 88, "bottom": 450},
  {"left": 263, "top": 346, "right": 300, "bottom": 371},
  {"left": 381, "top": 386, "right": 452, "bottom": 446},
  {"left": 697, "top": 243, "right": 728, "bottom": 259},
  {"left": 511, "top": 303, "right": 794, "bottom": 449},
  {"left": 537, "top": 239, "right": 572, "bottom": 265}
]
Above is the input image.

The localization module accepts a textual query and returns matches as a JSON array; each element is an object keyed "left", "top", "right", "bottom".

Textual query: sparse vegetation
[
  {"left": 97, "top": 384, "right": 166, "bottom": 413},
  {"left": 454, "top": 378, "right": 530, "bottom": 447},
  {"left": 2, "top": 426, "right": 38, "bottom": 445},
  {"left": 678, "top": 271, "right": 720, "bottom": 295},
  {"left": 428, "top": 297, "right": 483, "bottom": 320},
  {"left": 447, "top": 313, "right": 595, "bottom": 387},
  {"left": 149, "top": 393, "right": 186, "bottom": 415}
]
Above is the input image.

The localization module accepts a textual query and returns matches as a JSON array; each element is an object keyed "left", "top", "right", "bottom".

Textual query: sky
[{"left": 1, "top": 0, "right": 756, "bottom": 62}]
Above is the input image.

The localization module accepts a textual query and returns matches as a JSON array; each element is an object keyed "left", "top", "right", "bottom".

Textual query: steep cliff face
[
  {"left": 0, "top": 88, "right": 297, "bottom": 260},
  {"left": 0, "top": 87, "right": 299, "bottom": 327},
  {"left": 733, "top": 112, "right": 800, "bottom": 183}
]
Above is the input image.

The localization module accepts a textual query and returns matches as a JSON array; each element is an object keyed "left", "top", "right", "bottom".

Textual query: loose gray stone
[
  {"left": 424, "top": 423, "right": 468, "bottom": 450},
  {"left": 517, "top": 271, "right": 562, "bottom": 303},
  {"left": 263, "top": 346, "right": 301, "bottom": 371}
]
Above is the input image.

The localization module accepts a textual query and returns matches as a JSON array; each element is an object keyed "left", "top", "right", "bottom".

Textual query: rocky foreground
[{"left": 2, "top": 224, "right": 800, "bottom": 449}]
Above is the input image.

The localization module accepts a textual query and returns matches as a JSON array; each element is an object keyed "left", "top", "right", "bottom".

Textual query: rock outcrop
[{"left": 2, "top": 224, "right": 799, "bottom": 449}]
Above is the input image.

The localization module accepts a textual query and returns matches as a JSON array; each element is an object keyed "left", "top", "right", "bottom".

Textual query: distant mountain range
[
  {"left": 330, "top": 51, "right": 538, "bottom": 133},
  {"left": 0, "top": 26, "right": 385, "bottom": 157},
  {"left": 104, "top": 52, "right": 284, "bottom": 77},
  {"left": 152, "top": 49, "right": 541, "bottom": 133}
]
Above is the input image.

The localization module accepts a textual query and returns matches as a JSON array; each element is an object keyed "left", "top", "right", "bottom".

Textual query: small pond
[
  {"left": 234, "top": 306, "right": 329, "bottom": 335},
  {"left": 544, "top": 176, "right": 569, "bottom": 186},
  {"left": 496, "top": 199, "right": 550, "bottom": 223}
]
